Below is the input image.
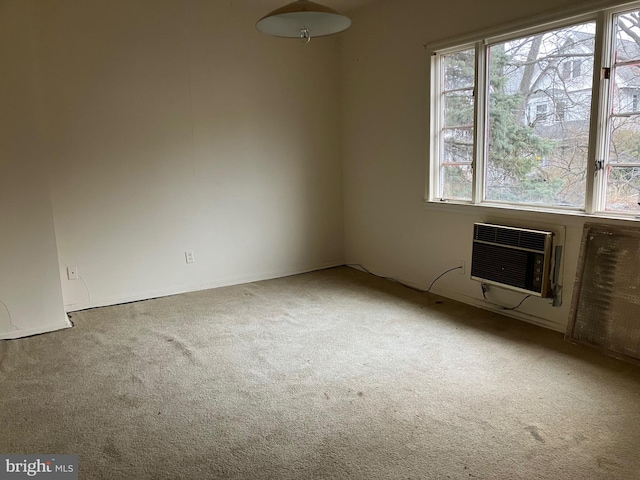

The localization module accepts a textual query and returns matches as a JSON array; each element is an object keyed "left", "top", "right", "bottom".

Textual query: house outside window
[{"left": 428, "top": 4, "right": 640, "bottom": 215}]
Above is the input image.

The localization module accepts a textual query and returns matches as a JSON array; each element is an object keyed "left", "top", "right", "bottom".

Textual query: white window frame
[{"left": 425, "top": 1, "right": 640, "bottom": 219}]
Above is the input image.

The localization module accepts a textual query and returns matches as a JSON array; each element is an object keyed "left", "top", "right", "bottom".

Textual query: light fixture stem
[{"left": 300, "top": 28, "right": 311, "bottom": 44}]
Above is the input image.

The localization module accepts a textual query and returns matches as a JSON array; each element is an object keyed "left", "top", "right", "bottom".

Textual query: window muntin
[{"left": 429, "top": 4, "right": 640, "bottom": 217}]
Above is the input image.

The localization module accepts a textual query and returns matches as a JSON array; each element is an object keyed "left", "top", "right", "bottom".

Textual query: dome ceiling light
[{"left": 256, "top": 0, "right": 352, "bottom": 44}]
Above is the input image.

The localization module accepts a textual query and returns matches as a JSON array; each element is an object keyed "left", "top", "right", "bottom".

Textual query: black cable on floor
[
  {"left": 346, "top": 263, "right": 462, "bottom": 294},
  {"left": 481, "top": 282, "right": 532, "bottom": 311}
]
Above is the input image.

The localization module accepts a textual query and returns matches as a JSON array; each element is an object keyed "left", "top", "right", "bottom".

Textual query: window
[
  {"left": 438, "top": 48, "right": 475, "bottom": 200},
  {"left": 428, "top": 4, "right": 640, "bottom": 215},
  {"left": 607, "top": 12, "right": 640, "bottom": 211},
  {"left": 556, "top": 100, "right": 566, "bottom": 121},
  {"left": 572, "top": 59, "right": 583, "bottom": 77},
  {"left": 535, "top": 104, "right": 548, "bottom": 123}
]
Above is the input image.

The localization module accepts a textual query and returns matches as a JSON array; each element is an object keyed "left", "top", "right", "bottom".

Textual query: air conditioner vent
[
  {"left": 519, "top": 231, "right": 547, "bottom": 252},
  {"left": 496, "top": 228, "right": 520, "bottom": 248},
  {"left": 474, "top": 224, "right": 498, "bottom": 243},
  {"left": 471, "top": 223, "right": 554, "bottom": 297},
  {"left": 474, "top": 223, "right": 547, "bottom": 252}
]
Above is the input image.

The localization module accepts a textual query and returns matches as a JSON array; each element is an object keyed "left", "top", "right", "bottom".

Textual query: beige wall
[
  {"left": 33, "top": 0, "right": 344, "bottom": 310},
  {"left": 341, "top": 0, "right": 634, "bottom": 332},
  {"left": 0, "top": 0, "right": 69, "bottom": 339}
]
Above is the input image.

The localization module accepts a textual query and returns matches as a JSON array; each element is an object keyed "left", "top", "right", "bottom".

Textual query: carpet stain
[
  {"left": 163, "top": 335, "right": 196, "bottom": 364},
  {"left": 324, "top": 392, "right": 330, "bottom": 400},
  {"left": 103, "top": 438, "right": 122, "bottom": 460},
  {"left": 525, "top": 425, "right": 546, "bottom": 443},
  {"left": 116, "top": 393, "right": 142, "bottom": 408},
  {"left": 357, "top": 391, "right": 364, "bottom": 397},
  {"left": 573, "top": 433, "right": 587, "bottom": 444},
  {"left": 462, "top": 466, "right": 476, "bottom": 477},
  {"left": 597, "top": 456, "right": 621, "bottom": 469}
]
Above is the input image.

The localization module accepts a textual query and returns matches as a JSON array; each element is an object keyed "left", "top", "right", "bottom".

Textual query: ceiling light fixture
[{"left": 256, "top": 0, "right": 352, "bottom": 44}]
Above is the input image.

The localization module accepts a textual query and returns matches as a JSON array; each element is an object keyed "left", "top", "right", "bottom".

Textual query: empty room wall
[
  {"left": 341, "top": 0, "right": 634, "bottom": 332},
  {"left": 0, "top": 0, "right": 69, "bottom": 339},
  {"left": 35, "top": 0, "right": 345, "bottom": 311}
]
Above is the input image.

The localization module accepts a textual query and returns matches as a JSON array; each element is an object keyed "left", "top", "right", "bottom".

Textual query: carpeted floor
[{"left": 1, "top": 266, "right": 640, "bottom": 479}]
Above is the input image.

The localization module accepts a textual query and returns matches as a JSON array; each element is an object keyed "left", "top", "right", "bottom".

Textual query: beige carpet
[{"left": 1, "top": 266, "right": 640, "bottom": 479}]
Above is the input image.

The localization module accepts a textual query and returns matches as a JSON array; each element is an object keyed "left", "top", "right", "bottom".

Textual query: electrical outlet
[
  {"left": 457, "top": 260, "right": 466, "bottom": 275},
  {"left": 185, "top": 251, "right": 195, "bottom": 264},
  {"left": 67, "top": 266, "right": 79, "bottom": 280}
]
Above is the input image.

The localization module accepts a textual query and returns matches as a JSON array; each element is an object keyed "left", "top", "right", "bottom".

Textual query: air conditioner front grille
[{"left": 471, "top": 243, "right": 529, "bottom": 290}]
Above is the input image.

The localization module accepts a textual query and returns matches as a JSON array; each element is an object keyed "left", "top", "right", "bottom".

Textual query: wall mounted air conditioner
[{"left": 471, "top": 223, "right": 554, "bottom": 297}]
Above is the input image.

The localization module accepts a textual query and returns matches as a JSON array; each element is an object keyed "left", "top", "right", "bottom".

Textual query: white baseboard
[
  {"left": 65, "top": 261, "right": 345, "bottom": 313},
  {"left": 0, "top": 317, "right": 72, "bottom": 341},
  {"left": 345, "top": 265, "right": 565, "bottom": 333},
  {"left": 428, "top": 287, "right": 566, "bottom": 333}
]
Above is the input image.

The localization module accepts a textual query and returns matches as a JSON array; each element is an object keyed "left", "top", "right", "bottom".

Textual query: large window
[{"left": 428, "top": 4, "right": 640, "bottom": 216}]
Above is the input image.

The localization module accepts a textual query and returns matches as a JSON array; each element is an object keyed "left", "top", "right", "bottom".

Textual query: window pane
[
  {"left": 443, "top": 128, "right": 473, "bottom": 163},
  {"left": 609, "top": 116, "right": 640, "bottom": 164},
  {"left": 616, "top": 12, "right": 640, "bottom": 62},
  {"left": 485, "top": 22, "right": 595, "bottom": 208},
  {"left": 442, "top": 165, "right": 473, "bottom": 200},
  {"left": 605, "top": 166, "right": 640, "bottom": 211},
  {"left": 444, "top": 91, "right": 474, "bottom": 127},
  {"left": 443, "top": 49, "right": 475, "bottom": 90},
  {"left": 612, "top": 66, "right": 640, "bottom": 114}
]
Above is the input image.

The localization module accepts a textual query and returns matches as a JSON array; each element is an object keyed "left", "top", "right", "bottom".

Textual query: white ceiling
[{"left": 256, "top": 0, "right": 378, "bottom": 13}]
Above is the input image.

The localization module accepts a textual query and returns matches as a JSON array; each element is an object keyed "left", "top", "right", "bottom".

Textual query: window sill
[{"left": 424, "top": 199, "right": 640, "bottom": 225}]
